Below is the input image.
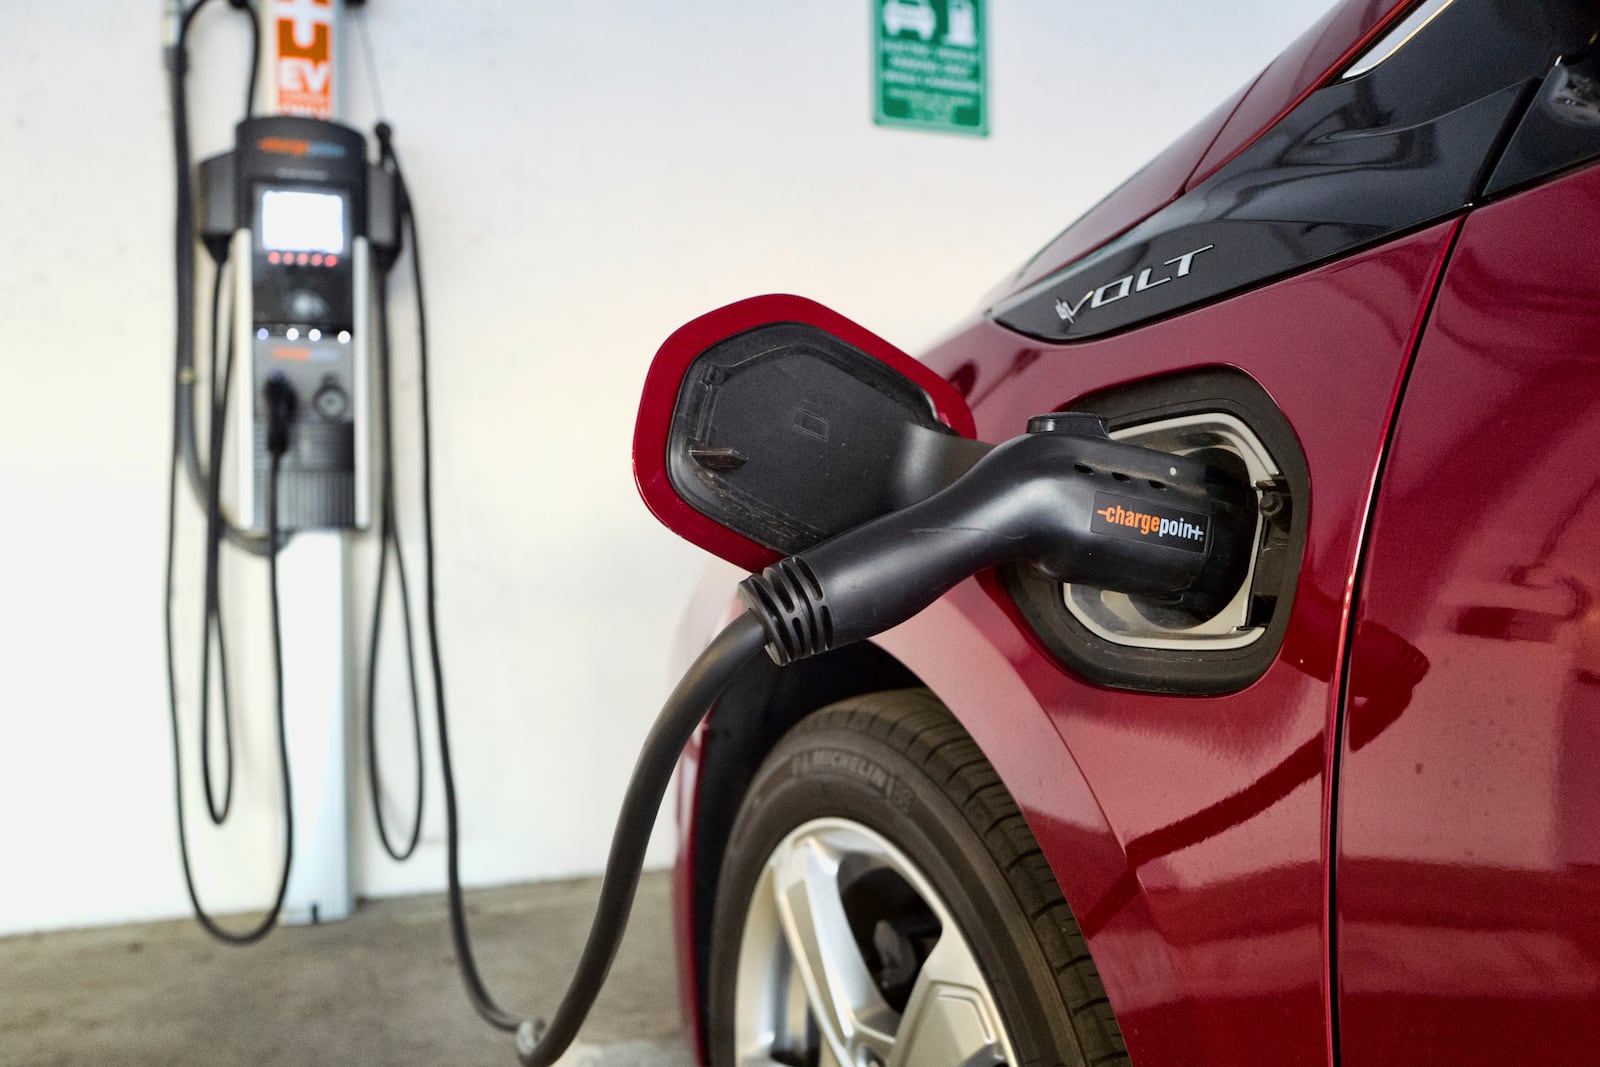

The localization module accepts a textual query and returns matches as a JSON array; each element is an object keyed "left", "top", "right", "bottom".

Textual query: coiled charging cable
[{"left": 163, "top": 0, "right": 299, "bottom": 946}]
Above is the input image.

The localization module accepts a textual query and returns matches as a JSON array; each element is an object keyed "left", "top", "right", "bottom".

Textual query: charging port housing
[
  {"left": 1005, "top": 369, "right": 1308, "bottom": 695},
  {"left": 1066, "top": 412, "right": 1279, "bottom": 650}
]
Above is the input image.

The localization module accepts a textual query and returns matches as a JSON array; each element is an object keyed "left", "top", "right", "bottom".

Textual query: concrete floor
[{"left": 0, "top": 871, "right": 696, "bottom": 1067}]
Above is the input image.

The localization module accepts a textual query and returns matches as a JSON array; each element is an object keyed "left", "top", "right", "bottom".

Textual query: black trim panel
[
  {"left": 992, "top": 0, "right": 1595, "bottom": 344},
  {"left": 1486, "top": 44, "right": 1600, "bottom": 197}
]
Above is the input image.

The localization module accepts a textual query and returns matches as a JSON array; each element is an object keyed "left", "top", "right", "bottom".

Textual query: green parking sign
[{"left": 873, "top": 0, "right": 987, "bottom": 137}]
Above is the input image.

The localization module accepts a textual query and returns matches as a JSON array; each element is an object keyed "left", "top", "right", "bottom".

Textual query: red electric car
[{"left": 643, "top": 0, "right": 1600, "bottom": 1063}]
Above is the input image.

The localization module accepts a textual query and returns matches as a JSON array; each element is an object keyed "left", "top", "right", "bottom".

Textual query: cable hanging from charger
[
  {"left": 365, "top": 246, "right": 427, "bottom": 863},
  {"left": 166, "top": 0, "right": 271, "bottom": 556},
  {"left": 199, "top": 260, "right": 238, "bottom": 824},
  {"left": 163, "top": 379, "right": 298, "bottom": 945},
  {"left": 354, "top": 4, "right": 429, "bottom": 865},
  {"left": 369, "top": 121, "right": 780, "bottom": 1067},
  {"left": 351, "top": 0, "right": 426, "bottom": 868},
  {"left": 370, "top": 120, "right": 529, "bottom": 1036},
  {"left": 163, "top": 0, "right": 298, "bottom": 946}
]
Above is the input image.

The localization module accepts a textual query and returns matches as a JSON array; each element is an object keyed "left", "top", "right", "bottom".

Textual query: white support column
[
  {"left": 261, "top": 0, "right": 355, "bottom": 926},
  {"left": 277, "top": 532, "right": 353, "bottom": 924}
]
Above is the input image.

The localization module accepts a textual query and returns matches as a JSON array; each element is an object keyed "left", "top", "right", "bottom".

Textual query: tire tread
[{"left": 785, "top": 690, "right": 1130, "bottom": 1067}]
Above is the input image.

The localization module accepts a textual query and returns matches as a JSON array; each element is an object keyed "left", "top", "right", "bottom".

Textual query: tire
[{"left": 706, "top": 690, "right": 1128, "bottom": 1067}]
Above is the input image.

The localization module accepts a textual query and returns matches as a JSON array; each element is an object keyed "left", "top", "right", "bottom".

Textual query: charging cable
[
  {"left": 368, "top": 120, "right": 532, "bottom": 1036},
  {"left": 164, "top": 0, "right": 303, "bottom": 946},
  {"left": 163, "top": 372, "right": 298, "bottom": 945},
  {"left": 166, "top": 0, "right": 267, "bottom": 554},
  {"left": 364, "top": 123, "right": 780, "bottom": 1065},
  {"left": 365, "top": 221, "right": 427, "bottom": 864}
]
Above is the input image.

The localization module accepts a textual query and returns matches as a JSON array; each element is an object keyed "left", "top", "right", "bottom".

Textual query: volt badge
[
  {"left": 1090, "top": 493, "right": 1209, "bottom": 553},
  {"left": 1054, "top": 244, "right": 1213, "bottom": 324}
]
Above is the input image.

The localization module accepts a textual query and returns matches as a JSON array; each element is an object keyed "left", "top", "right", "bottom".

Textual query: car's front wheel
[{"left": 706, "top": 690, "right": 1127, "bottom": 1067}]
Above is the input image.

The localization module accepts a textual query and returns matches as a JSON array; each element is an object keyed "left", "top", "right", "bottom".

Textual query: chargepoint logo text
[
  {"left": 1054, "top": 244, "right": 1215, "bottom": 324},
  {"left": 1090, "top": 494, "right": 1209, "bottom": 554}
]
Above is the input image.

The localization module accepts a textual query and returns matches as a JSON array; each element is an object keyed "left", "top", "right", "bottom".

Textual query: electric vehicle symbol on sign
[
  {"left": 882, "top": 0, "right": 937, "bottom": 42},
  {"left": 641, "top": 0, "right": 1600, "bottom": 1064}
]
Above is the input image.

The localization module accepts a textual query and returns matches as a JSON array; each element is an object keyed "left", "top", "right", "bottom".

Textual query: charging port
[
  {"left": 1064, "top": 412, "right": 1281, "bottom": 650},
  {"left": 1003, "top": 368, "right": 1309, "bottom": 696}
]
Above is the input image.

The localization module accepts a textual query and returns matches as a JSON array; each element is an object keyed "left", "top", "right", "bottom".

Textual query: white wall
[{"left": 0, "top": 1, "right": 1332, "bottom": 935}]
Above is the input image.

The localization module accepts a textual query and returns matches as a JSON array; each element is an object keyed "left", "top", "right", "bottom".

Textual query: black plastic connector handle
[
  {"left": 264, "top": 373, "right": 297, "bottom": 457},
  {"left": 738, "top": 420, "right": 1256, "bottom": 665}
]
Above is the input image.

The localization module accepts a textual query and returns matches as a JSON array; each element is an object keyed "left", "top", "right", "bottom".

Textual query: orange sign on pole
[{"left": 272, "top": 0, "right": 335, "bottom": 118}]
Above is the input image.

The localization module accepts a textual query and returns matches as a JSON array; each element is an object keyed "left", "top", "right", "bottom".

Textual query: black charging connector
[
  {"left": 739, "top": 418, "right": 1257, "bottom": 666},
  {"left": 263, "top": 373, "right": 297, "bottom": 457}
]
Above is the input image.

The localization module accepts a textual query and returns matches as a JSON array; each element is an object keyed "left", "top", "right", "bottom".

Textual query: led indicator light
[
  {"left": 308, "top": 328, "right": 322, "bottom": 342},
  {"left": 286, "top": 327, "right": 300, "bottom": 341},
  {"left": 338, "top": 330, "right": 351, "bottom": 344},
  {"left": 327, "top": 255, "right": 339, "bottom": 267},
  {"left": 311, "top": 254, "right": 323, "bottom": 266},
  {"left": 296, "top": 252, "right": 309, "bottom": 266},
  {"left": 267, "top": 251, "right": 280, "bottom": 265}
]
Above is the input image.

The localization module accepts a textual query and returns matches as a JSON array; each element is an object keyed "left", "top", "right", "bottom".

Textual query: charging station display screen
[{"left": 260, "top": 190, "right": 346, "bottom": 254}]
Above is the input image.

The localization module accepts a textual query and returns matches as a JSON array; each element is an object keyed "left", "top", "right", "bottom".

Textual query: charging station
[
  {"left": 211, "top": 116, "right": 372, "bottom": 533},
  {"left": 170, "top": 0, "right": 396, "bottom": 932},
  {"left": 202, "top": 111, "right": 374, "bottom": 925},
  {"left": 166, "top": 0, "right": 550, "bottom": 1044}
]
